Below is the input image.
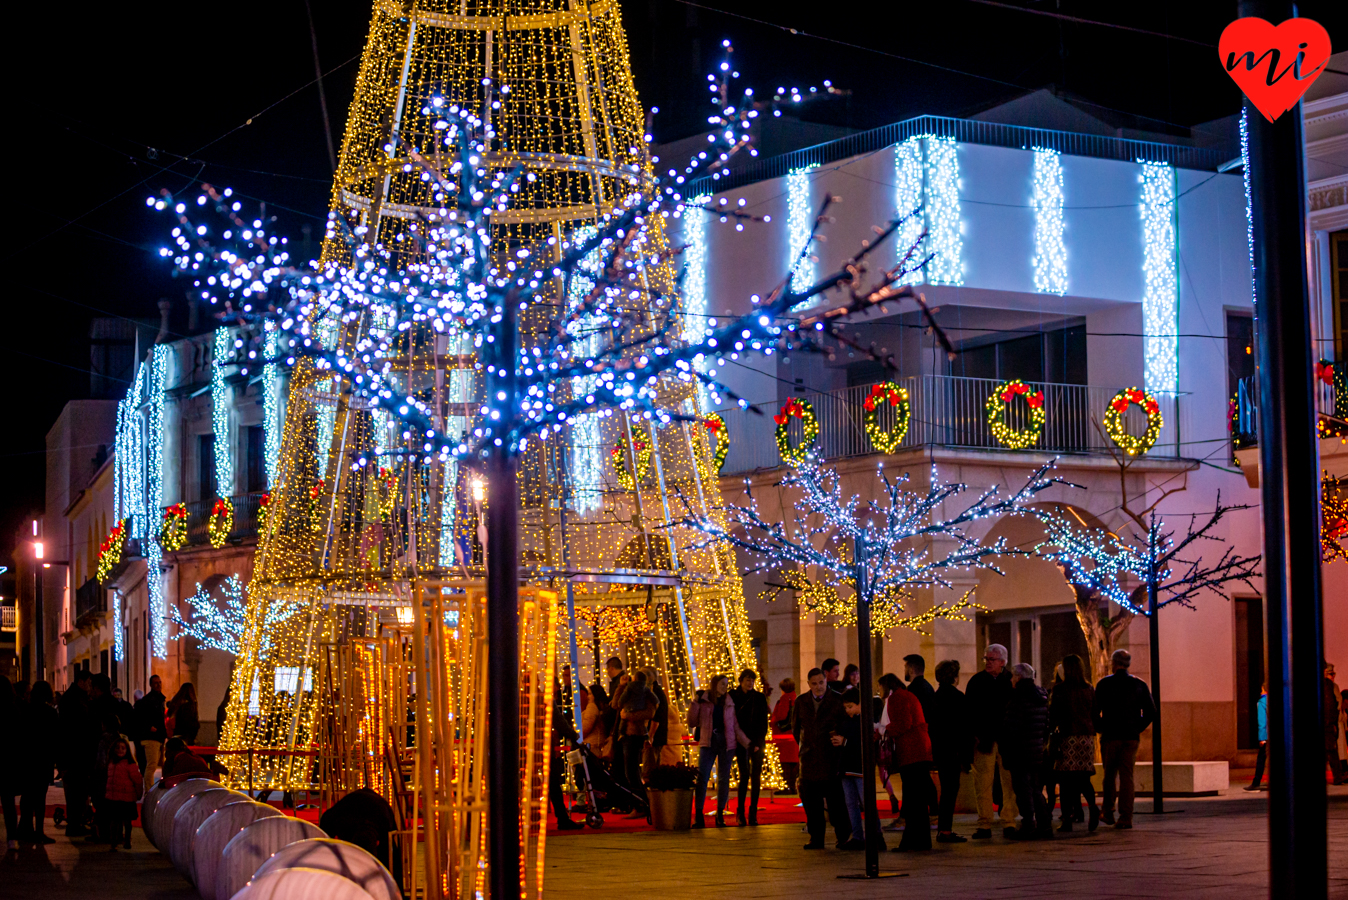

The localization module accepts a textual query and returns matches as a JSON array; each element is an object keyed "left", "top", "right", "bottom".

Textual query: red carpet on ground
[{"left": 548, "top": 794, "right": 807, "bottom": 835}]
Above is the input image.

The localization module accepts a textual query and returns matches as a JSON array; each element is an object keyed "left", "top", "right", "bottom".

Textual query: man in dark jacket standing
[
  {"left": 134, "top": 674, "right": 168, "bottom": 793},
  {"left": 1002, "top": 663, "right": 1051, "bottom": 840},
  {"left": 1093, "top": 649, "right": 1155, "bottom": 829},
  {"left": 965, "top": 643, "right": 1017, "bottom": 838},
  {"left": 729, "top": 669, "right": 769, "bottom": 826},
  {"left": 904, "top": 655, "right": 938, "bottom": 818},
  {"left": 57, "top": 670, "right": 97, "bottom": 836},
  {"left": 928, "top": 660, "right": 973, "bottom": 843},
  {"left": 793, "top": 667, "right": 851, "bottom": 849}
]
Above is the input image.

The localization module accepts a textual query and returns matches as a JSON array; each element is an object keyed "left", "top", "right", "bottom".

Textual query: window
[
  {"left": 246, "top": 425, "right": 266, "bottom": 492},
  {"left": 952, "top": 323, "right": 1086, "bottom": 385},
  {"left": 198, "top": 434, "right": 217, "bottom": 500},
  {"left": 1226, "top": 312, "right": 1255, "bottom": 451}
]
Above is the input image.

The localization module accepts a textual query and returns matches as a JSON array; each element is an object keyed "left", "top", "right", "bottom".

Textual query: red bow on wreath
[
  {"left": 862, "top": 397, "right": 876, "bottom": 412},
  {"left": 1144, "top": 399, "right": 1159, "bottom": 415},
  {"left": 704, "top": 418, "right": 722, "bottom": 433},
  {"left": 1026, "top": 392, "right": 1043, "bottom": 409},
  {"left": 1316, "top": 361, "right": 1335, "bottom": 386}
]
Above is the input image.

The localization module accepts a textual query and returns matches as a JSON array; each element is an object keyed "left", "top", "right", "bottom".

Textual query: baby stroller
[{"left": 564, "top": 741, "right": 647, "bottom": 829}]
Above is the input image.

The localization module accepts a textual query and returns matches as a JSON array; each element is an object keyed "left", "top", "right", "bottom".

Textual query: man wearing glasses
[{"left": 966, "top": 644, "right": 1017, "bottom": 839}]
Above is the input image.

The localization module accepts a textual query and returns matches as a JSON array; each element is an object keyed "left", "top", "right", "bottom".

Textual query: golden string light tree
[{"left": 212, "top": 1, "right": 761, "bottom": 897}]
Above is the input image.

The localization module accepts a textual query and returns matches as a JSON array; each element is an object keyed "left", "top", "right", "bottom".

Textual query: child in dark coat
[{"left": 834, "top": 688, "right": 868, "bottom": 849}]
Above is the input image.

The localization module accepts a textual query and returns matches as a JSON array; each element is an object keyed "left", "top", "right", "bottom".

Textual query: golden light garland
[
  {"left": 576, "top": 604, "right": 654, "bottom": 646},
  {"left": 97, "top": 519, "right": 126, "bottom": 584},
  {"left": 986, "top": 379, "right": 1045, "bottom": 449},
  {"left": 161, "top": 503, "right": 188, "bottom": 552},
  {"left": 207, "top": 496, "right": 234, "bottom": 549},
  {"left": 762, "top": 568, "right": 984, "bottom": 634},
  {"left": 703, "top": 413, "right": 730, "bottom": 472},
  {"left": 1104, "top": 387, "right": 1163, "bottom": 456},
  {"left": 775, "top": 397, "right": 819, "bottom": 465},
  {"left": 863, "top": 381, "right": 911, "bottom": 454}
]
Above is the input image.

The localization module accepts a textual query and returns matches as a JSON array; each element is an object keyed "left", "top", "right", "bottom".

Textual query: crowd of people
[{"left": 0, "top": 671, "right": 211, "bottom": 851}]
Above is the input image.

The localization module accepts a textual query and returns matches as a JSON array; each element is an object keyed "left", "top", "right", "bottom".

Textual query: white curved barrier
[
  {"left": 170, "top": 788, "right": 250, "bottom": 880},
  {"left": 229, "top": 867, "right": 376, "bottom": 900},
  {"left": 141, "top": 780, "right": 167, "bottom": 845},
  {"left": 150, "top": 779, "right": 222, "bottom": 849},
  {"left": 194, "top": 801, "right": 285, "bottom": 900},
  {"left": 218, "top": 816, "right": 327, "bottom": 900},
  {"left": 249, "top": 838, "right": 401, "bottom": 900}
]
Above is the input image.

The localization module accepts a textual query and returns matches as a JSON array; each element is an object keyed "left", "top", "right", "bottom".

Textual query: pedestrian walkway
[
  {"left": 0, "top": 827, "right": 194, "bottom": 900},
  {"left": 543, "top": 789, "right": 1348, "bottom": 899}
]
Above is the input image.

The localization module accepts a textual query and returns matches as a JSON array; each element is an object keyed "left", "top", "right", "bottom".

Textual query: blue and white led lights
[
  {"left": 893, "top": 136, "right": 964, "bottom": 286},
  {"left": 212, "top": 327, "right": 234, "bottom": 497},
  {"left": 787, "top": 168, "right": 815, "bottom": 296},
  {"left": 1139, "top": 161, "right": 1178, "bottom": 396},
  {"left": 1031, "top": 148, "right": 1067, "bottom": 296}
]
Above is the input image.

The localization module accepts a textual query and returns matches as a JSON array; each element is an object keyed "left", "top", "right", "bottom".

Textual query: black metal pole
[
  {"left": 486, "top": 297, "right": 521, "bottom": 900},
  {"left": 1238, "top": 2, "right": 1327, "bottom": 895},
  {"left": 1147, "top": 568, "right": 1163, "bottom": 814},
  {"left": 854, "top": 539, "right": 883, "bottom": 876}
]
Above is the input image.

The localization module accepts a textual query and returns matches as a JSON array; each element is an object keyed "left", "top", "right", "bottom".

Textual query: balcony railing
[
  {"left": 75, "top": 577, "right": 105, "bottom": 626},
  {"left": 716, "top": 376, "right": 1182, "bottom": 475},
  {"left": 171, "top": 491, "right": 268, "bottom": 549},
  {"left": 1, "top": 606, "right": 15, "bottom": 632},
  {"left": 1233, "top": 361, "right": 1345, "bottom": 450}
]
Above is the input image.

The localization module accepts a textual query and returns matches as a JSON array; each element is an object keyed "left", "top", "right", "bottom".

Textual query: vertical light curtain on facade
[
  {"left": 893, "top": 135, "right": 964, "bottom": 286},
  {"left": 1140, "top": 161, "right": 1178, "bottom": 395},
  {"left": 1031, "top": 148, "right": 1067, "bottom": 295},
  {"left": 682, "top": 195, "right": 711, "bottom": 411},
  {"left": 213, "top": 328, "right": 234, "bottom": 497},
  {"left": 787, "top": 168, "right": 815, "bottom": 295}
]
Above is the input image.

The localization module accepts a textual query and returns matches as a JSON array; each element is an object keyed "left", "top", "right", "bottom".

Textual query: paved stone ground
[
  {"left": 2, "top": 788, "right": 1343, "bottom": 899},
  {"left": 543, "top": 789, "right": 1348, "bottom": 899}
]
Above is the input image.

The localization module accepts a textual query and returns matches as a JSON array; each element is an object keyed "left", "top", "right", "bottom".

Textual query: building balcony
[
  {"left": 74, "top": 577, "right": 107, "bottom": 630},
  {"left": 167, "top": 491, "right": 269, "bottom": 551},
  {"left": 716, "top": 376, "right": 1184, "bottom": 475},
  {"left": 1232, "top": 363, "right": 1348, "bottom": 485}
]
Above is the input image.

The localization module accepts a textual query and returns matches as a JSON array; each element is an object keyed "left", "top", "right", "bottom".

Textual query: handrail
[{"left": 687, "top": 113, "right": 1233, "bottom": 195}]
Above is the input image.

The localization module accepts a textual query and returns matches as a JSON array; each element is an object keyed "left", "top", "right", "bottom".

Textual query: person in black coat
[
  {"left": 134, "top": 675, "right": 168, "bottom": 793},
  {"left": 1002, "top": 663, "right": 1051, "bottom": 840},
  {"left": 19, "top": 681, "right": 59, "bottom": 844},
  {"left": 319, "top": 788, "right": 403, "bottom": 886},
  {"left": 904, "top": 655, "right": 938, "bottom": 818},
  {"left": 729, "top": 669, "right": 770, "bottom": 826},
  {"left": 792, "top": 667, "right": 852, "bottom": 849},
  {"left": 928, "top": 660, "right": 974, "bottom": 843},
  {"left": 1093, "top": 649, "right": 1155, "bottom": 828},
  {"left": 57, "top": 670, "right": 98, "bottom": 836}
]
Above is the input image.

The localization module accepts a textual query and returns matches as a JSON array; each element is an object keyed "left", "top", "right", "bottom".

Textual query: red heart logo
[{"left": 1219, "top": 17, "right": 1332, "bottom": 123}]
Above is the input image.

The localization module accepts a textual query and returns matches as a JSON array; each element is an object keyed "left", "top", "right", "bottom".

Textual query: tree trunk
[{"left": 1070, "top": 584, "right": 1138, "bottom": 685}]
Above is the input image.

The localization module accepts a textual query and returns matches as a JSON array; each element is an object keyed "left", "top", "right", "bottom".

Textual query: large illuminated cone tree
[
  {"left": 154, "top": 0, "right": 945, "bottom": 890},
  {"left": 681, "top": 457, "right": 1066, "bottom": 876}
]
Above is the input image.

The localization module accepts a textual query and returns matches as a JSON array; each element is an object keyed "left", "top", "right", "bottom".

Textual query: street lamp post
[{"left": 1237, "top": 1, "right": 1328, "bottom": 895}]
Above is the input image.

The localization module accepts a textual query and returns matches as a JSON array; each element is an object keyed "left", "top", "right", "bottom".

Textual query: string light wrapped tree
[
  {"left": 155, "top": 65, "right": 947, "bottom": 900},
  {"left": 1036, "top": 491, "right": 1260, "bottom": 813},
  {"left": 680, "top": 456, "right": 1068, "bottom": 877}
]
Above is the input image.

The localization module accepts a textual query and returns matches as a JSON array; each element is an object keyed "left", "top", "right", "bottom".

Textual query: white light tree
[
  {"left": 1035, "top": 495, "right": 1260, "bottom": 811},
  {"left": 679, "top": 455, "right": 1067, "bottom": 872},
  {"left": 171, "top": 575, "right": 302, "bottom": 656}
]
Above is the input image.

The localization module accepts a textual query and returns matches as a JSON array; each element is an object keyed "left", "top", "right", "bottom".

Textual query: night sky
[{"left": 3, "top": 0, "right": 1344, "bottom": 563}]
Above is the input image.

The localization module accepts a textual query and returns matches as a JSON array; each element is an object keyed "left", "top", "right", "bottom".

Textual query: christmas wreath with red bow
[
  {"left": 1104, "top": 387, "right": 1163, "bottom": 456},
  {"left": 611, "top": 433, "right": 652, "bottom": 491},
  {"left": 703, "top": 413, "right": 730, "bottom": 473},
  {"left": 775, "top": 398, "right": 819, "bottom": 466},
  {"left": 862, "top": 382, "right": 911, "bottom": 454},
  {"left": 97, "top": 519, "right": 127, "bottom": 583},
  {"left": 207, "top": 496, "right": 234, "bottom": 548},
  {"left": 161, "top": 503, "right": 188, "bottom": 551},
  {"left": 985, "top": 380, "right": 1045, "bottom": 450}
]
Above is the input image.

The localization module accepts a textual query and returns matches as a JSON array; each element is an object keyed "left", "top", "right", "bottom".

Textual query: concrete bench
[{"left": 1091, "top": 761, "right": 1229, "bottom": 796}]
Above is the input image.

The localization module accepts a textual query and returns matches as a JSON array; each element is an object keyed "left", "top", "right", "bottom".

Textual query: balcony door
[{"left": 978, "top": 607, "right": 1089, "bottom": 684}]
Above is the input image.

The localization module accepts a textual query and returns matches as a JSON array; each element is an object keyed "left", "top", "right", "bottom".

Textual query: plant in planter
[{"left": 645, "top": 764, "right": 698, "bottom": 831}]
